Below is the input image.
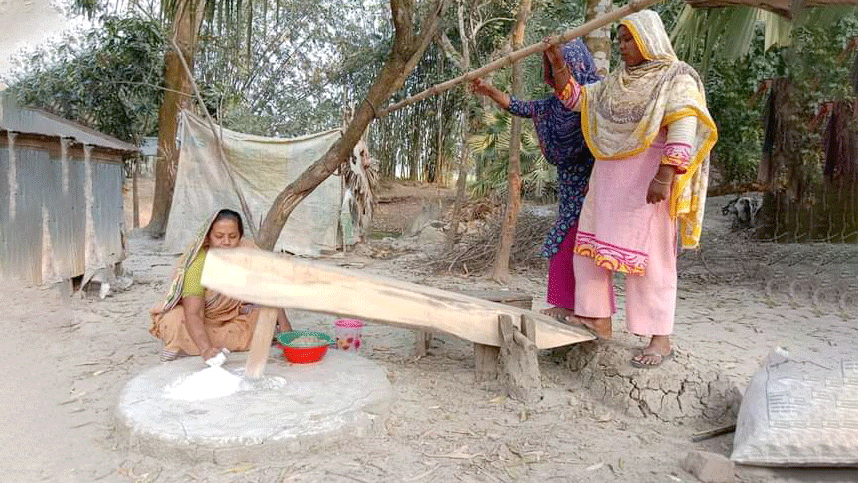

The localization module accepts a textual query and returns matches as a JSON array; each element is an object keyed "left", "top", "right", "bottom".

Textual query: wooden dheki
[{"left": 201, "top": 248, "right": 593, "bottom": 350}]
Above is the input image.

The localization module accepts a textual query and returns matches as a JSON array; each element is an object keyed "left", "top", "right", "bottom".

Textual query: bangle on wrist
[{"left": 652, "top": 176, "right": 671, "bottom": 185}]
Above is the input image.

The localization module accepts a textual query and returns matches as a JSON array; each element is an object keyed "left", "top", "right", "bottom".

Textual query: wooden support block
[
  {"left": 474, "top": 343, "right": 500, "bottom": 383},
  {"left": 244, "top": 307, "right": 278, "bottom": 379},
  {"left": 498, "top": 314, "right": 542, "bottom": 404},
  {"left": 415, "top": 330, "right": 432, "bottom": 357}
]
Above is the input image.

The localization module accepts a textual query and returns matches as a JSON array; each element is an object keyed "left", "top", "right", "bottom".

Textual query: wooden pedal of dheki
[{"left": 200, "top": 247, "right": 593, "bottom": 349}]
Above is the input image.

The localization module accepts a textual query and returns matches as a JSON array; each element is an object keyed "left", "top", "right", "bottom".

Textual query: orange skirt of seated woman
[{"left": 149, "top": 291, "right": 259, "bottom": 356}]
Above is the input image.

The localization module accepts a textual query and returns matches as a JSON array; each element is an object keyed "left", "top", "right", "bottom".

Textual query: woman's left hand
[
  {"left": 646, "top": 178, "right": 671, "bottom": 204},
  {"left": 647, "top": 165, "right": 675, "bottom": 204}
]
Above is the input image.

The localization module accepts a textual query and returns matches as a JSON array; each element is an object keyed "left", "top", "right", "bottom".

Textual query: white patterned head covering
[{"left": 620, "top": 10, "right": 676, "bottom": 63}]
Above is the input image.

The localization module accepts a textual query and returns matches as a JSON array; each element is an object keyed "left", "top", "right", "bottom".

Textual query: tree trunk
[
  {"left": 433, "top": 98, "right": 444, "bottom": 183},
  {"left": 408, "top": 104, "right": 421, "bottom": 180},
  {"left": 257, "top": 0, "right": 448, "bottom": 250},
  {"left": 446, "top": 2, "right": 472, "bottom": 251},
  {"left": 584, "top": 0, "right": 612, "bottom": 76},
  {"left": 755, "top": 86, "right": 858, "bottom": 242},
  {"left": 146, "top": 0, "right": 206, "bottom": 237},
  {"left": 490, "top": 0, "right": 532, "bottom": 283}
]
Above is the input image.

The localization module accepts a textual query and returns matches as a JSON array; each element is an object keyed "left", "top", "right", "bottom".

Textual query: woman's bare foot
[
  {"left": 540, "top": 306, "right": 574, "bottom": 320},
  {"left": 631, "top": 335, "right": 672, "bottom": 367},
  {"left": 567, "top": 315, "right": 613, "bottom": 339}
]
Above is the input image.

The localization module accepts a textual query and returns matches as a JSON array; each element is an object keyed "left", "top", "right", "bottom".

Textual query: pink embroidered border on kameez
[{"left": 574, "top": 231, "right": 648, "bottom": 275}]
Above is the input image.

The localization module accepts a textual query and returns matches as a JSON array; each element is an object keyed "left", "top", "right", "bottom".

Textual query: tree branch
[{"left": 436, "top": 32, "right": 464, "bottom": 71}]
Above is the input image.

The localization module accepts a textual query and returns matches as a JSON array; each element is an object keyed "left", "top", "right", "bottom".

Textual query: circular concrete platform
[{"left": 116, "top": 348, "right": 392, "bottom": 464}]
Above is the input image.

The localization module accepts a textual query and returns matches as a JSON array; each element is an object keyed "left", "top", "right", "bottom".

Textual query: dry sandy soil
[{"left": 1, "top": 178, "right": 856, "bottom": 483}]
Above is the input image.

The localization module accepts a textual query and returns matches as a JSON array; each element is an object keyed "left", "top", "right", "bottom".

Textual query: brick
[{"left": 680, "top": 450, "right": 735, "bottom": 483}]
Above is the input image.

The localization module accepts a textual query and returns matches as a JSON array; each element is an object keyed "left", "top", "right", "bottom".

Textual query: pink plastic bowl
[{"left": 335, "top": 319, "right": 364, "bottom": 328}]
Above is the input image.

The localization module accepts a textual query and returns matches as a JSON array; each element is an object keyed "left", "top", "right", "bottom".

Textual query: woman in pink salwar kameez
[{"left": 544, "top": 10, "right": 718, "bottom": 367}]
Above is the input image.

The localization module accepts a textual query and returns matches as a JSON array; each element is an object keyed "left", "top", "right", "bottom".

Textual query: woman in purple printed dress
[{"left": 471, "top": 38, "right": 607, "bottom": 321}]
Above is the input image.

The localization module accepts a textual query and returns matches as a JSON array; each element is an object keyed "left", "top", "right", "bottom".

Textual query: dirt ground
[{"left": 1, "top": 178, "right": 856, "bottom": 483}]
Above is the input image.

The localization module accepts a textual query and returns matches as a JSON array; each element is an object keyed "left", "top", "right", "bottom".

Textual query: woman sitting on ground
[{"left": 150, "top": 209, "right": 292, "bottom": 363}]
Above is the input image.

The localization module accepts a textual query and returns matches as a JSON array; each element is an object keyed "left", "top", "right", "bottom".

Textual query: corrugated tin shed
[
  {"left": 0, "top": 95, "right": 138, "bottom": 152},
  {"left": 0, "top": 93, "right": 138, "bottom": 286}
]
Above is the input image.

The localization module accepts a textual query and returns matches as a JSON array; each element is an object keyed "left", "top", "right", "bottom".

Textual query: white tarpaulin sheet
[{"left": 164, "top": 111, "right": 342, "bottom": 256}]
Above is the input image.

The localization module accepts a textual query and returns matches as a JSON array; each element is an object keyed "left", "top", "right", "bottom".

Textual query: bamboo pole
[
  {"left": 168, "top": 36, "right": 260, "bottom": 242},
  {"left": 376, "top": 0, "right": 663, "bottom": 117}
]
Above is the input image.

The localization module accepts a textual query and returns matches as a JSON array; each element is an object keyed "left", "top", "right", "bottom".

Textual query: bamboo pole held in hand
[{"left": 375, "top": 0, "right": 663, "bottom": 118}]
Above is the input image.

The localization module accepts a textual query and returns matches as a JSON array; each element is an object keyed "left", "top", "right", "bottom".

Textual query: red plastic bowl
[
  {"left": 276, "top": 331, "right": 333, "bottom": 364},
  {"left": 281, "top": 344, "right": 328, "bottom": 364}
]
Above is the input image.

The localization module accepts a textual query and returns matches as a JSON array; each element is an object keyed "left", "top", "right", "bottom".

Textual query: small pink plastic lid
[{"left": 335, "top": 318, "right": 364, "bottom": 328}]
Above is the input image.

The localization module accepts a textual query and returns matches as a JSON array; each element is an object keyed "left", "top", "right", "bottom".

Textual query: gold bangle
[{"left": 652, "top": 176, "right": 672, "bottom": 185}]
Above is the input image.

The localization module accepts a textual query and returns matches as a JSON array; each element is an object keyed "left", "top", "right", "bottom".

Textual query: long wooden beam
[
  {"left": 201, "top": 247, "right": 594, "bottom": 349},
  {"left": 376, "top": 0, "right": 663, "bottom": 117}
]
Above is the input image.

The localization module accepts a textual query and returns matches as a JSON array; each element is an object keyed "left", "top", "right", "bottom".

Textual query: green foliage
[
  {"left": 772, "top": 15, "right": 858, "bottom": 195},
  {"left": 680, "top": 7, "right": 857, "bottom": 190},
  {"left": 704, "top": 25, "right": 783, "bottom": 185},
  {"left": 468, "top": 106, "right": 554, "bottom": 202},
  {"left": 4, "top": 15, "right": 166, "bottom": 143},
  {"left": 194, "top": 0, "right": 392, "bottom": 137}
]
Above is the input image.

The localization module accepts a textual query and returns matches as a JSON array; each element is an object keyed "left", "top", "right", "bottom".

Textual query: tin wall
[{"left": 0, "top": 140, "right": 124, "bottom": 285}]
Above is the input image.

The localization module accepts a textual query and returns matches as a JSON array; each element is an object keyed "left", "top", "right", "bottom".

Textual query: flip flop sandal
[{"left": 630, "top": 349, "right": 674, "bottom": 369}]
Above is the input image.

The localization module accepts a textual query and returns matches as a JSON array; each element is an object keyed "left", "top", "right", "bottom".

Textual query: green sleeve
[{"left": 181, "top": 250, "right": 207, "bottom": 297}]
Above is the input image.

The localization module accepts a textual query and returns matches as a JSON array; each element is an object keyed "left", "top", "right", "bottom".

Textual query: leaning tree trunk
[
  {"left": 446, "top": 1, "right": 473, "bottom": 251},
  {"left": 146, "top": 0, "right": 206, "bottom": 237},
  {"left": 257, "top": 0, "right": 448, "bottom": 250},
  {"left": 491, "top": 0, "right": 532, "bottom": 283},
  {"left": 584, "top": 0, "right": 612, "bottom": 76}
]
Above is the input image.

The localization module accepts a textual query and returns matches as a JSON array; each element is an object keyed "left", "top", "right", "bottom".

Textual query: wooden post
[
  {"left": 244, "top": 307, "right": 279, "bottom": 379},
  {"left": 132, "top": 158, "right": 139, "bottom": 229},
  {"left": 415, "top": 330, "right": 432, "bottom": 357},
  {"left": 474, "top": 343, "right": 500, "bottom": 382},
  {"left": 498, "top": 314, "right": 542, "bottom": 404}
]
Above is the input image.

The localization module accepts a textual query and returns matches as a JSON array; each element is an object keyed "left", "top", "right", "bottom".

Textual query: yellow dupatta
[{"left": 579, "top": 9, "right": 718, "bottom": 248}]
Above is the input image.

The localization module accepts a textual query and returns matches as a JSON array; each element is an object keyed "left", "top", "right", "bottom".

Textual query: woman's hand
[
  {"left": 470, "top": 78, "right": 510, "bottom": 109},
  {"left": 543, "top": 38, "right": 566, "bottom": 72},
  {"left": 470, "top": 78, "right": 492, "bottom": 96},
  {"left": 646, "top": 165, "right": 675, "bottom": 204},
  {"left": 182, "top": 295, "right": 220, "bottom": 363},
  {"left": 201, "top": 346, "right": 222, "bottom": 362}
]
